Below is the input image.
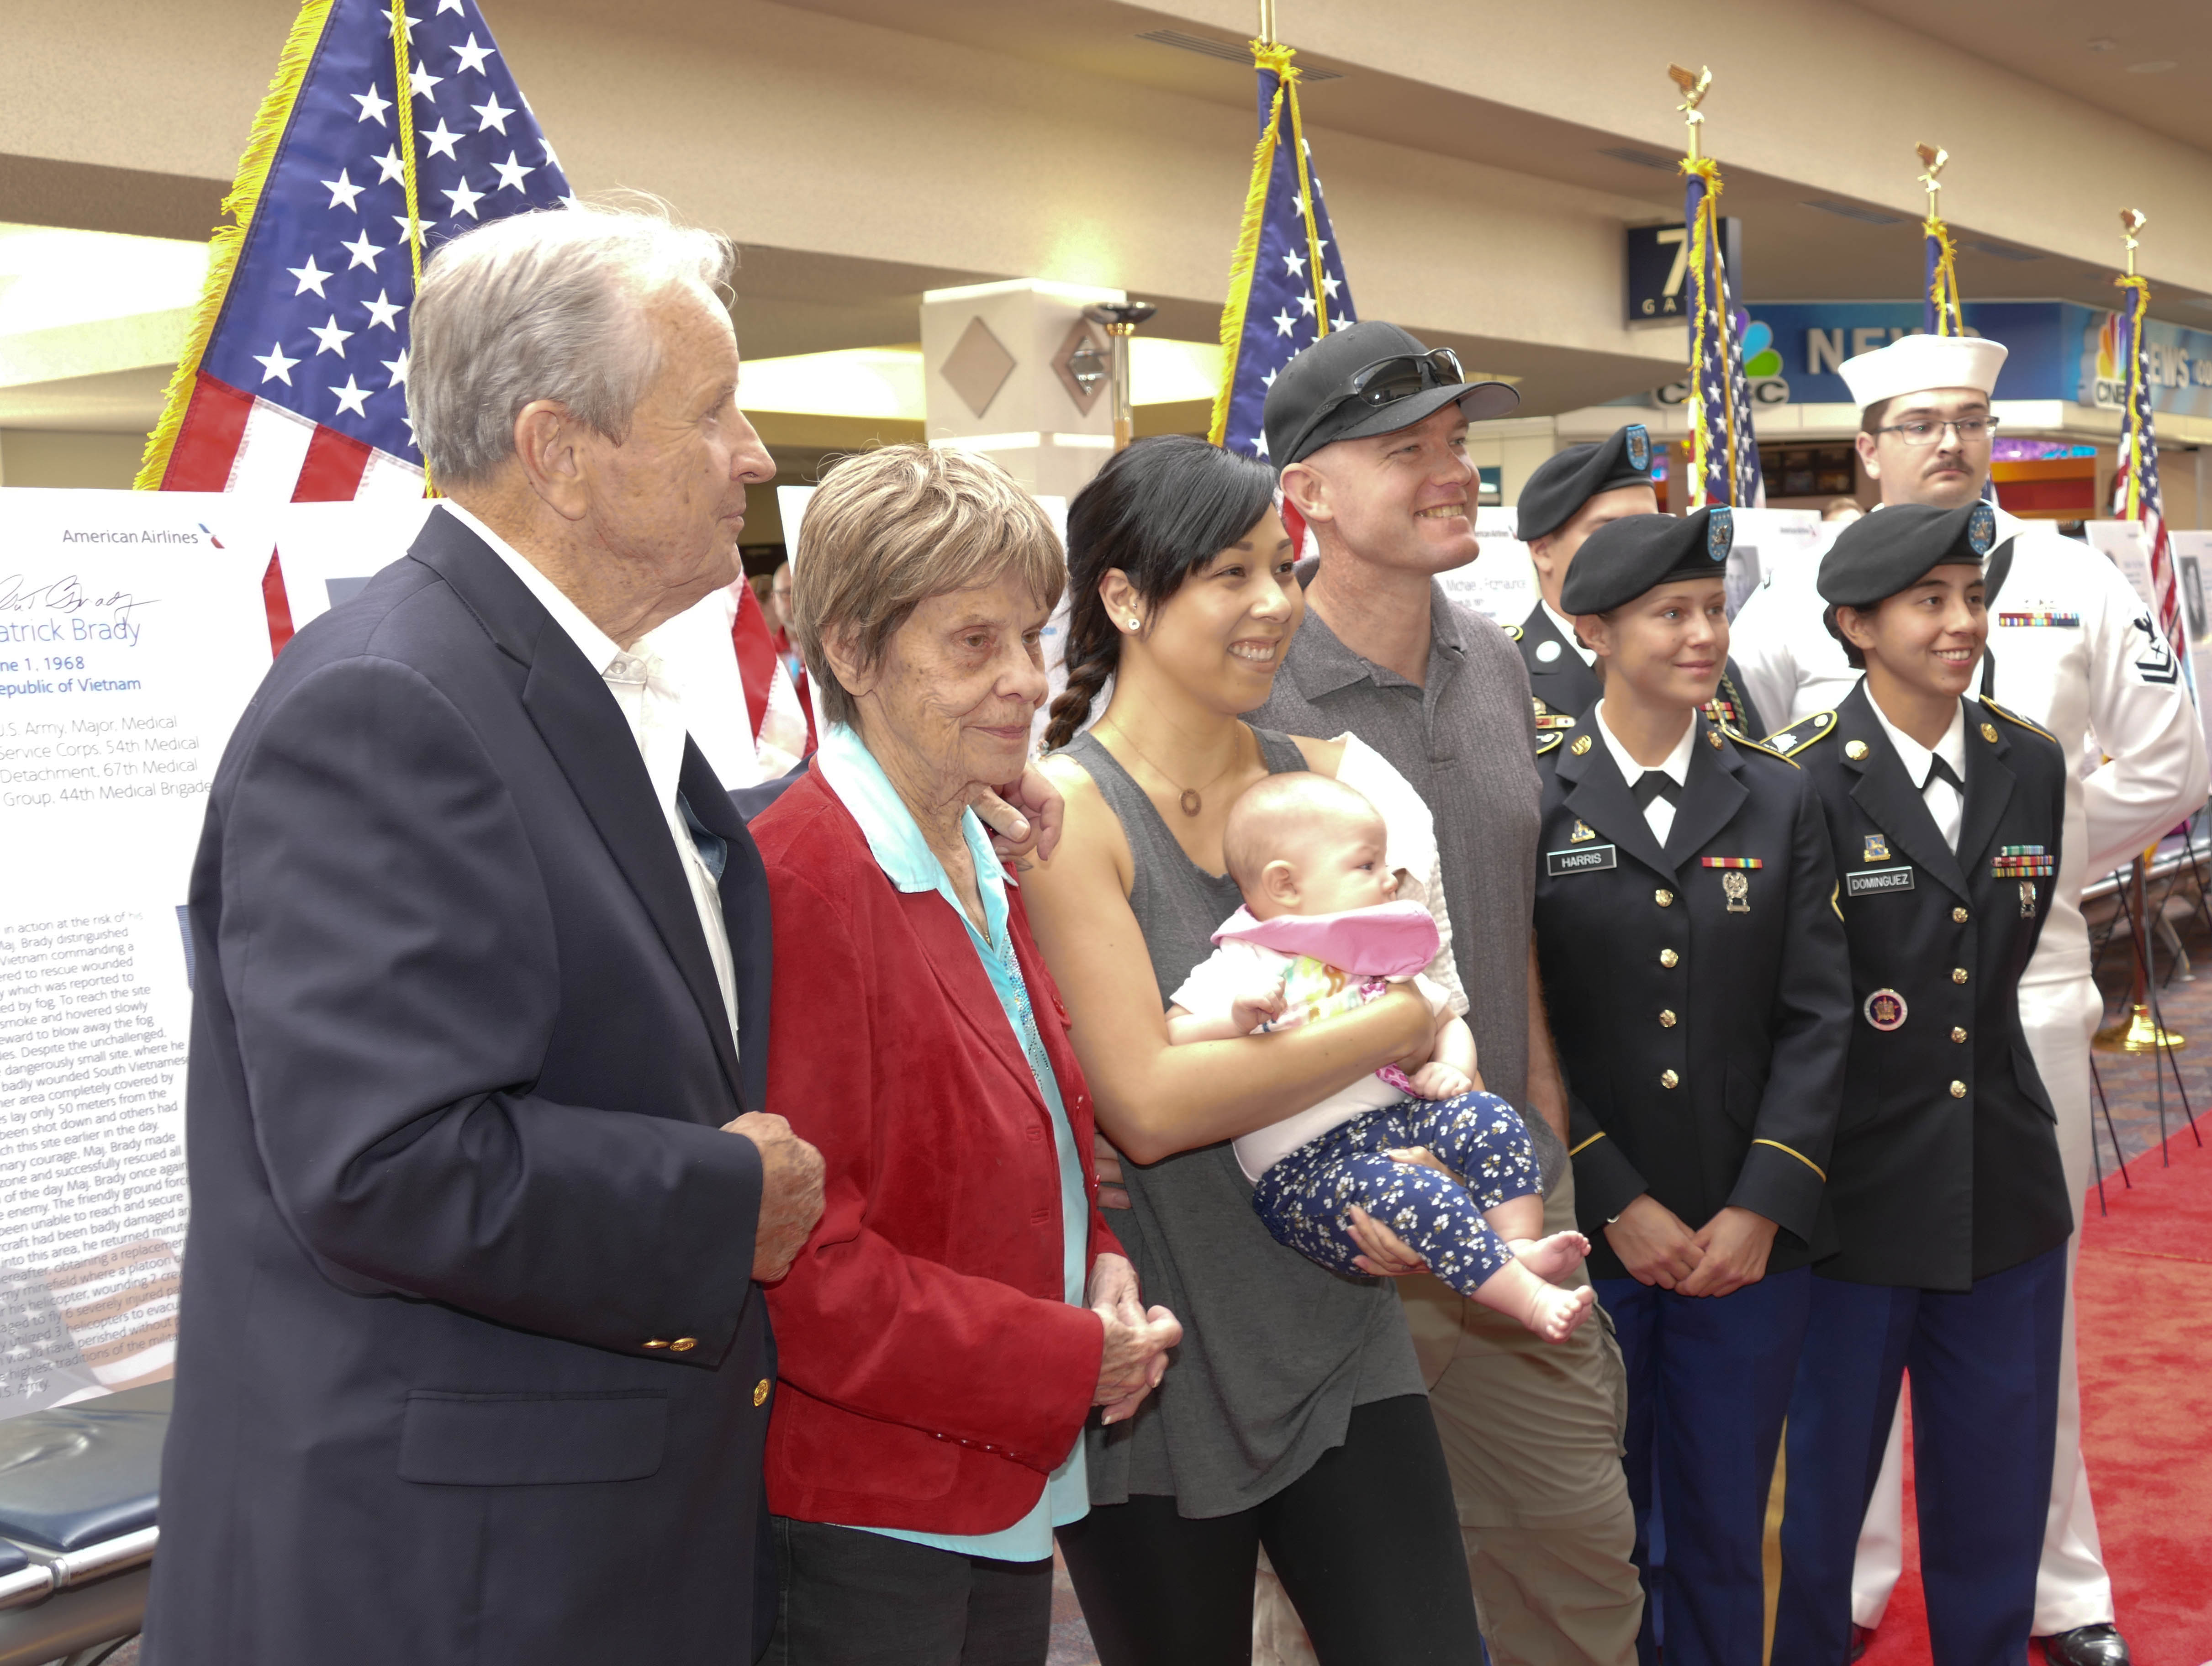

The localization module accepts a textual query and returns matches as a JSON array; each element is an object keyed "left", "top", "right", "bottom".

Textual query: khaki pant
[{"left": 1255, "top": 1173, "right": 1644, "bottom": 1666}]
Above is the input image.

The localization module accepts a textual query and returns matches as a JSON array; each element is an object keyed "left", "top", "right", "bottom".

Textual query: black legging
[{"left": 1057, "top": 1394, "right": 1482, "bottom": 1666}]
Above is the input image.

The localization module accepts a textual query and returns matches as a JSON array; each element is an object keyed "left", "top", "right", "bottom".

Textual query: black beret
[
  {"left": 1818, "top": 501, "right": 1997, "bottom": 609},
  {"left": 1559, "top": 508, "right": 1733, "bottom": 615},
  {"left": 1515, "top": 424, "right": 1656, "bottom": 543}
]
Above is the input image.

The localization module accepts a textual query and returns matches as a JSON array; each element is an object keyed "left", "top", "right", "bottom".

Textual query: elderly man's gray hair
[{"left": 409, "top": 200, "right": 734, "bottom": 487}]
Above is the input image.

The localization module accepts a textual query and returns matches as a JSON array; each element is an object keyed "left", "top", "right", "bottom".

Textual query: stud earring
[{"left": 1127, "top": 617, "right": 1140, "bottom": 630}]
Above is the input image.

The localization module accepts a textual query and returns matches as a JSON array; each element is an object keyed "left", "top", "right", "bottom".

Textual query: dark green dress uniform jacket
[
  {"left": 1776, "top": 682, "right": 2074, "bottom": 1292},
  {"left": 1516, "top": 603, "right": 1767, "bottom": 737},
  {"left": 1533, "top": 709, "right": 1851, "bottom": 1283}
]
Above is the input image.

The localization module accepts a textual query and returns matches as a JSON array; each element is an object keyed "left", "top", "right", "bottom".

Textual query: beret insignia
[
  {"left": 1626, "top": 425, "right": 1650, "bottom": 472},
  {"left": 1968, "top": 501, "right": 1996, "bottom": 556},
  {"left": 1708, "top": 504, "right": 1733, "bottom": 562}
]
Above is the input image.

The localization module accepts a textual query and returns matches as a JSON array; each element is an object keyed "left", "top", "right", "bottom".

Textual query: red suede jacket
[{"left": 753, "top": 770, "right": 1122, "bottom": 1534}]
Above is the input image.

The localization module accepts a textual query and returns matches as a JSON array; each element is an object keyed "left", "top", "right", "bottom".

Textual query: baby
[{"left": 1168, "top": 773, "right": 1596, "bottom": 1342}]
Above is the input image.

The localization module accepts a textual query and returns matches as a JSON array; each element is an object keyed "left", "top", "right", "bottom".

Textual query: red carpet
[{"left": 1861, "top": 1119, "right": 2212, "bottom": 1666}]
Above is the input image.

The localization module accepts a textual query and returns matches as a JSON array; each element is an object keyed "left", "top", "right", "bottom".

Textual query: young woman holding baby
[{"left": 1023, "top": 436, "right": 1526, "bottom": 1665}]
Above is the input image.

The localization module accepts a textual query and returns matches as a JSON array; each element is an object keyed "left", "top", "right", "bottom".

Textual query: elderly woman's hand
[
  {"left": 970, "top": 762, "right": 1065, "bottom": 869},
  {"left": 1088, "top": 1253, "right": 1179, "bottom": 1424}
]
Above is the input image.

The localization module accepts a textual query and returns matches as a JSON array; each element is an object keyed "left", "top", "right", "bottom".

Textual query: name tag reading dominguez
[
  {"left": 1547, "top": 844, "right": 1618, "bottom": 877},
  {"left": 1846, "top": 866, "right": 1916, "bottom": 897}
]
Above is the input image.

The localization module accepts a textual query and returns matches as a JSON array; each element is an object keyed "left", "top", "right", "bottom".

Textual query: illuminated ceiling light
[
  {"left": 735, "top": 340, "right": 1240, "bottom": 422},
  {"left": 737, "top": 347, "right": 925, "bottom": 420},
  {"left": 2125, "top": 60, "right": 2179, "bottom": 73},
  {"left": 1130, "top": 337, "right": 1225, "bottom": 404},
  {"left": 0, "top": 223, "right": 211, "bottom": 337},
  {"left": 2086, "top": 37, "right": 2117, "bottom": 52}
]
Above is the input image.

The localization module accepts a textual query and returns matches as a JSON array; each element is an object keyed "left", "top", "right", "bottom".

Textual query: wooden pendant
[{"left": 1179, "top": 790, "right": 1203, "bottom": 817}]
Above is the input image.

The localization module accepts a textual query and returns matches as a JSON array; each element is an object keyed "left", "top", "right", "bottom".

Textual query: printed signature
[{"left": 0, "top": 575, "right": 159, "bottom": 622}]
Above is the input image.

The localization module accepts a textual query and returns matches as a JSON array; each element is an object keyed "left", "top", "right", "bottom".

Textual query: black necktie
[
  {"left": 1927, "top": 755, "right": 1964, "bottom": 794},
  {"left": 1631, "top": 771, "right": 1680, "bottom": 811}
]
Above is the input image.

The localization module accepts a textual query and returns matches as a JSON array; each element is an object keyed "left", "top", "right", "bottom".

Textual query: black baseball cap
[
  {"left": 1262, "top": 321, "right": 1520, "bottom": 469},
  {"left": 1560, "top": 508, "right": 1733, "bottom": 615}
]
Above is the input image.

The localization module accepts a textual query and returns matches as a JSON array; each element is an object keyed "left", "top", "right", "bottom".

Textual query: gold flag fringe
[
  {"left": 1208, "top": 42, "right": 1299, "bottom": 448},
  {"left": 135, "top": 0, "right": 338, "bottom": 490}
]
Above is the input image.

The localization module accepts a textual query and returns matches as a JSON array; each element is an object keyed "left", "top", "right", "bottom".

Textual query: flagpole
[{"left": 1917, "top": 143, "right": 1963, "bottom": 337}]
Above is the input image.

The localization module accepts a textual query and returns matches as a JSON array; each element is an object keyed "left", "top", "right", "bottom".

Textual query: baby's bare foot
[
  {"left": 1526, "top": 1282, "right": 1597, "bottom": 1344},
  {"left": 1508, "top": 1230, "right": 1591, "bottom": 1282}
]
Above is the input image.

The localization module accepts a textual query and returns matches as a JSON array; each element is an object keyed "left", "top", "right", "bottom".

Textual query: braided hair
[{"left": 1044, "top": 436, "right": 1280, "bottom": 751}]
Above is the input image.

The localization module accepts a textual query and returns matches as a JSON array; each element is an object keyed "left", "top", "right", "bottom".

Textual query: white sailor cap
[{"left": 1838, "top": 332, "right": 2010, "bottom": 411}]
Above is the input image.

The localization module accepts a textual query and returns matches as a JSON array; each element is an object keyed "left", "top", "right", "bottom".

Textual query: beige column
[{"left": 921, "top": 279, "right": 1124, "bottom": 499}]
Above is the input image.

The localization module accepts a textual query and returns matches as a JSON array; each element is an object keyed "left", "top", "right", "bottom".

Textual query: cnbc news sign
[{"left": 1725, "top": 300, "right": 2212, "bottom": 416}]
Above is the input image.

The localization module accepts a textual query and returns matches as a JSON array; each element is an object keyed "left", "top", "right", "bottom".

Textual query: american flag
[
  {"left": 1680, "top": 160, "right": 1763, "bottom": 510},
  {"left": 140, "top": 0, "right": 803, "bottom": 763},
  {"left": 1209, "top": 41, "right": 1357, "bottom": 463},
  {"left": 138, "top": 0, "right": 572, "bottom": 501},
  {"left": 2111, "top": 273, "right": 2194, "bottom": 697}
]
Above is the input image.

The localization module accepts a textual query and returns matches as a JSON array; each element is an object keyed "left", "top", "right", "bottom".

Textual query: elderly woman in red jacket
[{"left": 751, "top": 444, "right": 1183, "bottom": 1666}]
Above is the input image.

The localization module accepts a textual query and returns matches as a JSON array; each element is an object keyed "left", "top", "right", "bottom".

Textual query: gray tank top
[{"left": 1060, "top": 727, "right": 1425, "bottom": 1519}]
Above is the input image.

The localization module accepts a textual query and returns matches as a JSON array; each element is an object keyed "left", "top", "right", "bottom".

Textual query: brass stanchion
[
  {"left": 1082, "top": 302, "right": 1156, "bottom": 452},
  {"left": 2094, "top": 848, "right": 2186, "bottom": 1053}
]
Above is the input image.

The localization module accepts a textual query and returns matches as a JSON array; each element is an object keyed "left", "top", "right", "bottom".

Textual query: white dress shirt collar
[
  {"left": 1593, "top": 702, "right": 1698, "bottom": 842},
  {"left": 1542, "top": 598, "right": 1597, "bottom": 667},
  {"left": 1868, "top": 694, "right": 1969, "bottom": 849}
]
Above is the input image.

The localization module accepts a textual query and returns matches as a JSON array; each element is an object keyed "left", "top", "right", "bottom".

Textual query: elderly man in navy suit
[{"left": 141, "top": 204, "right": 836, "bottom": 1663}]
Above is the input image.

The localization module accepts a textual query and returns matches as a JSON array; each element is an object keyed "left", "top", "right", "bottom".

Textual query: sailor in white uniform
[{"left": 1730, "top": 331, "right": 2209, "bottom": 1666}]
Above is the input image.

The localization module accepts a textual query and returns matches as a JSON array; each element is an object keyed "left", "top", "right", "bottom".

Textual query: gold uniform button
[
  {"left": 1655, "top": 889, "right": 1674, "bottom": 908},
  {"left": 1660, "top": 1070, "right": 1680, "bottom": 1089},
  {"left": 1952, "top": 907, "right": 1969, "bottom": 923},
  {"left": 1950, "top": 1080, "right": 1968, "bottom": 1098},
  {"left": 643, "top": 1339, "right": 669, "bottom": 1350},
  {"left": 753, "top": 1378, "right": 771, "bottom": 1407},
  {"left": 1981, "top": 722, "right": 2000, "bottom": 743},
  {"left": 1844, "top": 739, "right": 1869, "bottom": 761},
  {"left": 1659, "top": 949, "right": 1680, "bottom": 968},
  {"left": 1951, "top": 1027, "right": 1968, "bottom": 1043},
  {"left": 1659, "top": 1009, "right": 1678, "bottom": 1028},
  {"left": 1952, "top": 967, "right": 1969, "bottom": 984},
  {"left": 670, "top": 1337, "right": 697, "bottom": 1353}
]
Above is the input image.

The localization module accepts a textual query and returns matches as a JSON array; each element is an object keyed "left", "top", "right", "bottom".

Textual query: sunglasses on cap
[{"left": 1282, "top": 348, "right": 1468, "bottom": 464}]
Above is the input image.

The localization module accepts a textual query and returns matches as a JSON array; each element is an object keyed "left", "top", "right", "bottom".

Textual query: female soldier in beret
[
  {"left": 1770, "top": 501, "right": 2074, "bottom": 1666},
  {"left": 1531, "top": 507, "right": 1851, "bottom": 1666}
]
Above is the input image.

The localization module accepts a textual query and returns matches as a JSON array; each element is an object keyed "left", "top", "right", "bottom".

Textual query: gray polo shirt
[{"left": 1251, "top": 574, "right": 1565, "bottom": 1192}]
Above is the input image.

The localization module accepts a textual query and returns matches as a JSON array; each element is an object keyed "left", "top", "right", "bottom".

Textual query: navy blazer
[
  {"left": 1779, "top": 682, "right": 2073, "bottom": 1290},
  {"left": 1534, "top": 710, "right": 1850, "bottom": 1281},
  {"left": 143, "top": 508, "right": 778, "bottom": 1664}
]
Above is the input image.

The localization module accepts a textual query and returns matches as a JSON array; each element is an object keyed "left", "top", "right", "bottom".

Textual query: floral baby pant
[{"left": 1251, "top": 1090, "right": 1541, "bottom": 1297}]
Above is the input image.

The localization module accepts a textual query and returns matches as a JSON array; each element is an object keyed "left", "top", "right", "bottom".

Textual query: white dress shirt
[
  {"left": 1867, "top": 696, "right": 1969, "bottom": 850},
  {"left": 1542, "top": 599, "right": 1598, "bottom": 666},
  {"left": 444, "top": 502, "right": 739, "bottom": 1048},
  {"left": 1594, "top": 702, "right": 1698, "bottom": 844}
]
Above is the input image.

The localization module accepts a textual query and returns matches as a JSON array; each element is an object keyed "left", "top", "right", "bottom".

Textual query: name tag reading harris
[
  {"left": 1846, "top": 866, "right": 1916, "bottom": 897},
  {"left": 1547, "top": 844, "right": 1618, "bottom": 877}
]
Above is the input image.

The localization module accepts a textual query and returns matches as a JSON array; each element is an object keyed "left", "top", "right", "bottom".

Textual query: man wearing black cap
[
  {"left": 1250, "top": 320, "right": 1642, "bottom": 1666},
  {"left": 1769, "top": 501, "right": 2074, "bottom": 1666},
  {"left": 1515, "top": 427, "right": 1765, "bottom": 738}
]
